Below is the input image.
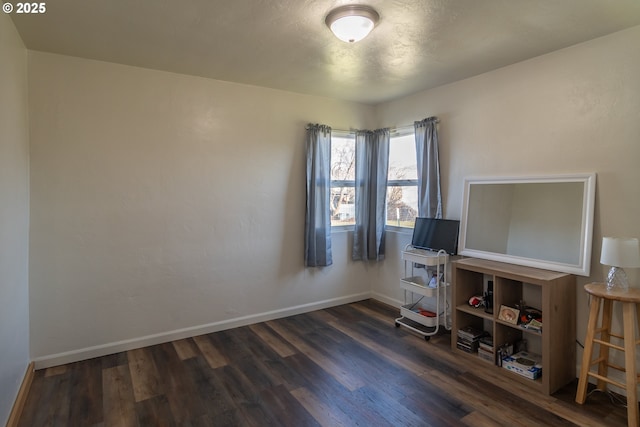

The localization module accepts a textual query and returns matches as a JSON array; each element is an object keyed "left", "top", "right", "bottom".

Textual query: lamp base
[{"left": 606, "top": 266, "right": 629, "bottom": 291}]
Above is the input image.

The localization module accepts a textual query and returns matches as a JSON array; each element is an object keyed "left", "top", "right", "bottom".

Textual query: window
[
  {"left": 330, "top": 129, "right": 418, "bottom": 229},
  {"left": 330, "top": 132, "right": 356, "bottom": 227},
  {"left": 386, "top": 131, "right": 418, "bottom": 228}
]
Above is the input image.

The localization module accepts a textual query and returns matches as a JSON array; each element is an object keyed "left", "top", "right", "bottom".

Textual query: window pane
[
  {"left": 387, "top": 133, "right": 418, "bottom": 228},
  {"left": 386, "top": 185, "right": 418, "bottom": 227},
  {"left": 388, "top": 134, "right": 417, "bottom": 181},
  {"left": 331, "top": 186, "right": 355, "bottom": 226},
  {"left": 331, "top": 135, "right": 355, "bottom": 181},
  {"left": 331, "top": 134, "right": 355, "bottom": 227}
]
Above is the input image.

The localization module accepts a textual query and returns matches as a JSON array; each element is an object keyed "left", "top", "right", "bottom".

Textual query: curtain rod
[{"left": 331, "top": 118, "right": 439, "bottom": 134}]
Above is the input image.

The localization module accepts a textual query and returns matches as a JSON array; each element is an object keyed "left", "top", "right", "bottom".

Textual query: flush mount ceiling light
[{"left": 325, "top": 4, "right": 380, "bottom": 43}]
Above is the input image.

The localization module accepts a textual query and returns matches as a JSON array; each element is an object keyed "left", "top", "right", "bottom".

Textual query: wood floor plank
[
  {"left": 172, "top": 337, "right": 199, "bottom": 360},
  {"left": 102, "top": 364, "right": 138, "bottom": 427},
  {"left": 259, "top": 347, "right": 317, "bottom": 392},
  {"left": 267, "top": 319, "right": 366, "bottom": 391},
  {"left": 134, "top": 395, "right": 175, "bottom": 427},
  {"left": 193, "top": 334, "right": 228, "bottom": 369},
  {"left": 212, "top": 364, "right": 277, "bottom": 426},
  {"left": 284, "top": 352, "right": 390, "bottom": 426},
  {"left": 150, "top": 342, "right": 207, "bottom": 423},
  {"left": 289, "top": 313, "right": 348, "bottom": 345},
  {"left": 216, "top": 329, "right": 286, "bottom": 390},
  {"left": 183, "top": 356, "right": 247, "bottom": 425},
  {"left": 249, "top": 322, "right": 297, "bottom": 357},
  {"left": 350, "top": 301, "right": 400, "bottom": 326},
  {"left": 552, "top": 385, "right": 629, "bottom": 426},
  {"left": 312, "top": 322, "right": 470, "bottom": 424},
  {"left": 223, "top": 325, "right": 309, "bottom": 391},
  {"left": 101, "top": 351, "right": 129, "bottom": 370},
  {"left": 127, "top": 347, "right": 161, "bottom": 402},
  {"left": 30, "top": 372, "right": 71, "bottom": 426},
  {"left": 326, "top": 316, "right": 431, "bottom": 376},
  {"left": 307, "top": 309, "right": 340, "bottom": 324},
  {"left": 356, "top": 298, "right": 400, "bottom": 318},
  {"left": 258, "top": 384, "right": 321, "bottom": 427},
  {"left": 423, "top": 368, "right": 563, "bottom": 426},
  {"left": 454, "top": 370, "right": 576, "bottom": 426},
  {"left": 17, "top": 371, "right": 46, "bottom": 427},
  {"left": 68, "top": 358, "right": 104, "bottom": 426},
  {"left": 290, "top": 386, "right": 353, "bottom": 427},
  {"left": 44, "top": 364, "right": 67, "bottom": 377},
  {"left": 350, "top": 385, "right": 430, "bottom": 427},
  {"left": 460, "top": 410, "right": 504, "bottom": 427}
]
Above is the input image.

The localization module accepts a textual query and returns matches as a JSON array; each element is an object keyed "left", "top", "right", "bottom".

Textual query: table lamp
[{"left": 600, "top": 237, "right": 640, "bottom": 290}]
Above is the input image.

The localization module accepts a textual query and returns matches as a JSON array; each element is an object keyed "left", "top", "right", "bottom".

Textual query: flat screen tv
[{"left": 411, "top": 218, "right": 460, "bottom": 255}]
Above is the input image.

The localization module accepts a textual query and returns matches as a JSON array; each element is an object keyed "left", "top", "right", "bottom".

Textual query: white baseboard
[{"left": 33, "top": 291, "right": 372, "bottom": 369}]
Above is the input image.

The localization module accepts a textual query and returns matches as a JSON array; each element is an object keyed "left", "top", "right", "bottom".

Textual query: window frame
[
  {"left": 385, "top": 128, "right": 418, "bottom": 233},
  {"left": 328, "top": 128, "right": 419, "bottom": 233}
]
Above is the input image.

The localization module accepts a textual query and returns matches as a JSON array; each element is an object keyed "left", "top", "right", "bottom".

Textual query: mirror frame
[{"left": 459, "top": 173, "right": 596, "bottom": 276}]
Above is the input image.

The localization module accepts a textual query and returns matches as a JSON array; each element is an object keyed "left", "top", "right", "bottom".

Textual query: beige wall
[
  {"left": 0, "top": 13, "right": 30, "bottom": 425},
  {"left": 28, "top": 51, "right": 380, "bottom": 366},
  {"left": 374, "top": 26, "right": 640, "bottom": 383}
]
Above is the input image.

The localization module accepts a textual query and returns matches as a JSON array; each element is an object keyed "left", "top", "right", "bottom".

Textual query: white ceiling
[{"left": 10, "top": 0, "right": 640, "bottom": 104}]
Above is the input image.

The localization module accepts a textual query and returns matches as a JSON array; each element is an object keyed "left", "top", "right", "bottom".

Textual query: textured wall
[
  {"left": 28, "top": 52, "right": 378, "bottom": 364},
  {"left": 0, "top": 13, "right": 30, "bottom": 426}
]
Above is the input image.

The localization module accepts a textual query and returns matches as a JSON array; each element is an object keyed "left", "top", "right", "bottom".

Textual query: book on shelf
[
  {"left": 523, "top": 318, "right": 542, "bottom": 332},
  {"left": 479, "top": 342, "right": 493, "bottom": 352},
  {"left": 478, "top": 335, "right": 493, "bottom": 351},
  {"left": 456, "top": 337, "right": 479, "bottom": 348},
  {"left": 477, "top": 347, "right": 495, "bottom": 363},
  {"left": 456, "top": 341, "right": 478, "bottom": 353},
  {"left": 456, "top": 335, "right": 477, "bottom": 344},
  {"left": 457, "top": 326, "right": 485, "bottom": 341}
]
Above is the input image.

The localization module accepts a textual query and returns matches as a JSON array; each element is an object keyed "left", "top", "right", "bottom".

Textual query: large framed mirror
[{"left": 459, "top": 173, "right": 596, "bottom": 276}]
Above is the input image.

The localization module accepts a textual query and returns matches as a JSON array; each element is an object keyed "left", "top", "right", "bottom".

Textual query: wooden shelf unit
[{"left": 451, "top": 257, "right": 576, "bottom": 395}]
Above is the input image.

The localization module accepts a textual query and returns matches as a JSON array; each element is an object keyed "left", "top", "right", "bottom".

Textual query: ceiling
[{"left": 10, "top": 0, "right": 640, "bottom": 104}]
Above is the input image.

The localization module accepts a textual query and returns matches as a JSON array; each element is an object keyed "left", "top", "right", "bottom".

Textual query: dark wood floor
[{"left": 19, "top": 299, "right": 628, "bottom": 426}]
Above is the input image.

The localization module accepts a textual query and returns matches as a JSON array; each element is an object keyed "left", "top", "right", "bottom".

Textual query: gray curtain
[
  {"left": 305, "top": 124, "right": 332, "bottom": 267},
  {"left": 415, "top": 117, "right": 442, "bottom": 218},
  {"left": 353, "top": 129, "right": 390, "bottom": 261}
]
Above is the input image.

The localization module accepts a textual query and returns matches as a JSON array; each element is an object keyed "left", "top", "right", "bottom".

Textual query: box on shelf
[
  {"left": 502, "top": 351, "right": 542, "bottom": 380},
  {"left": 477, "top": 347, "right": 495, "bottom": 363}
]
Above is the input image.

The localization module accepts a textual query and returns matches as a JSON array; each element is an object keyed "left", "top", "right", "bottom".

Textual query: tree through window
[{"left": 330, "top": 132, "right": 356, "bottom": 227}]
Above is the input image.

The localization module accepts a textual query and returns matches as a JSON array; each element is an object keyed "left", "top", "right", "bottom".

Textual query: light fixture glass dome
[{"left": 325, "top": 5, "right": 379, "bottom": 43}]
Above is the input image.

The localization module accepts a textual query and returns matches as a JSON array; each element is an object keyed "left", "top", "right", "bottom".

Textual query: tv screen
[{"left": 411, "top": 218, "right": 460, "bottom": 255}]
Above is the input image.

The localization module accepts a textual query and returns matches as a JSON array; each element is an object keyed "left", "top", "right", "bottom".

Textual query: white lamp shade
[
  {"left": 329, "top": 15, "right": 375, "bottom": 43},
  {"left": 600, "top": 237, "right": 640, "bottom": 268}
]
